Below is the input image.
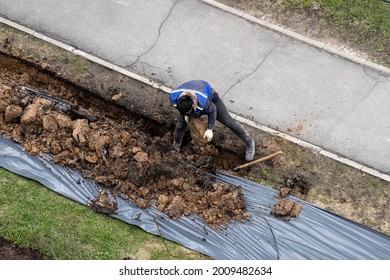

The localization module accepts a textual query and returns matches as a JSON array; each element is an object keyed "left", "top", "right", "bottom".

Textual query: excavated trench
[
  {"left": 1, "top": 53, "right": 266, "bottom": 227},
  {"left": 0, "top": 51, "right": 303, "bottom": 228}
]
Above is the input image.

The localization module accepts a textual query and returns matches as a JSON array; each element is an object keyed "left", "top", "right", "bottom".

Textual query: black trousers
[{"left": 174, "top": 90, "right": 253, "bottom": 147}]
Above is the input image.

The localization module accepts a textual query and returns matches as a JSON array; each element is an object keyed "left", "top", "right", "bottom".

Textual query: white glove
[
  {"left": 185, "top": 116, "right": 190, "bottom": 124},
  {"left": 203, "top": 129, "right": 213, "bottom": 142}
]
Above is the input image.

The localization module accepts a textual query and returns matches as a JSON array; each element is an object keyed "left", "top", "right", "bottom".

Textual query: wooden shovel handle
[{"left": 234, "top": 151, "right": 283, "bottom": 170}]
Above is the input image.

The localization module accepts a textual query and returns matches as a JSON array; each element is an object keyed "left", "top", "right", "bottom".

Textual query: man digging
[{"left": 169, "top": 80, "right": 255, "bottom": 162}]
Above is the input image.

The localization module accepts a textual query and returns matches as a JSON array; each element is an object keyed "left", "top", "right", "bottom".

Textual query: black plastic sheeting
[{"left": 1, "top": 137, "right": 390, "bottom": 260}]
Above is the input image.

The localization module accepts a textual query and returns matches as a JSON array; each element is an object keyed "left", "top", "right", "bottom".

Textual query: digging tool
[
  {"left": 233, "top": 151, "right": 283, "bottom": 171},
  {"left": 16, "top": 84, "right": 99, "bottom": 122}
]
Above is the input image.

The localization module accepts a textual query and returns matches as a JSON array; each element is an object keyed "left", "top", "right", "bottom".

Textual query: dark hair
[{"left": 177, "top": 95, "right": 193, "bottom": 115}]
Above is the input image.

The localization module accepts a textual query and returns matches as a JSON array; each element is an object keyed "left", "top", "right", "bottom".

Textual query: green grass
[
  {"left": 282, "top": 0, "right": 390, "bottom": 67},
  {"left": 0, "top": 167, "right": 209, "bottom": 260},
  {"left": 69, "top": 56, "right": 88, "bottom": 75},
  {"left": 246, "top": 168, "right": 283, "bottom": 190},
  {"left": 371, "top": 179, "right": 380, "bottom": 188}
]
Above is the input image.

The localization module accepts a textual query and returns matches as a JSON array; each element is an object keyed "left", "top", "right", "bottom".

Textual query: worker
[{"left": 169, "top": 80, "right": 255, "bottom": 162}]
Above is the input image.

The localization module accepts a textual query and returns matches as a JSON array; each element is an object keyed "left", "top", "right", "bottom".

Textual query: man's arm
[
  {"left": 205, "top": 102, "right": 217, "bottom": 129},
  {"left": 202, "top": 102, "right": 217, "bottom": 142}
]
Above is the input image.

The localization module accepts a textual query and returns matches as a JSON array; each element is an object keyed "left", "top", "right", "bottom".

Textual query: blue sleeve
[{"left": 204, "top": 101, "right": 217, "bottom": 129}]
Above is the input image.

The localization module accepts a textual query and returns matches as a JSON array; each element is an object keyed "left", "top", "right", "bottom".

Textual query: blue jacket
[{"left": 170, "top": 80, "right": 217, "bottom": 129}]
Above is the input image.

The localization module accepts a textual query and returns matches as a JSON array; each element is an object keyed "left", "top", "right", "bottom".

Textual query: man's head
[{"left": 177, "top": 92, "right": 194, "bottom": 115}]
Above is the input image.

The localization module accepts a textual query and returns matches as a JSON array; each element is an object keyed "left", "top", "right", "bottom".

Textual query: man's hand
[{"left": 203, "top": 129, "right": 213, "bottom": 142}]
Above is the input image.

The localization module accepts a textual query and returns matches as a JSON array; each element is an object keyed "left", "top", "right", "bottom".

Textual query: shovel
[{"left": 233, "top": 151, "right": 283, "bottom": 171}]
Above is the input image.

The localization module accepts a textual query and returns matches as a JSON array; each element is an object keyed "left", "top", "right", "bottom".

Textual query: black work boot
[{"left": 245, "top": 138, "right": 255, "bottom": 162}]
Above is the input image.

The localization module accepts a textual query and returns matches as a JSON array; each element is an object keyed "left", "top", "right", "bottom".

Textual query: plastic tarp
[{"left": 1, "top": 137, "right": 389, "bottom": 260}]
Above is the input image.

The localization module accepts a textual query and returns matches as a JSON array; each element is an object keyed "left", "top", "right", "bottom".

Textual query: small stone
[{"left": 111, "top": 92, "right": 124, "bottom": 101}]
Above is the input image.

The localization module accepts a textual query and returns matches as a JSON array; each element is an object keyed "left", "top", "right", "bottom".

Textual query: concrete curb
[
  {"left": 202, "top": 0, "right": 390, "bottom": 76},
  {"left": 1, "top": 16, "right": 389, "bottom": 183},
  {"left": 234, "top": 114, "right": 390, "bottom": 182}
]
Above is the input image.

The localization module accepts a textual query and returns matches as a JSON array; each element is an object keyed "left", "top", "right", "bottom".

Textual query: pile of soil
[{"left": 0, "top": 54, "right": 257, "bottom": 227}]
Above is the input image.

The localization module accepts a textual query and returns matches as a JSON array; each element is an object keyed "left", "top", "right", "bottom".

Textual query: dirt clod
[
  {"left": 4, "top": 105, "right": 22, "bottom": 122},
  {"left": 271, "top": 197, "right": 303, "bottom": 221},
  {"left": 188, "top": 118, "right": 209, "bottom": 147},
  {"left": 283, "top": 173, "right": 309, "bottom": 198},
  {"left": 20, "top": 103, "right": 39, "bottom": 124},
  {"left": 89, "top": 190, "right": 118, "bottom": 215}
]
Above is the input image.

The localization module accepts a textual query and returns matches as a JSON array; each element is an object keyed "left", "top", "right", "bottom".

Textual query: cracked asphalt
[{"left": 1, "top": 0, "right": 390, "bottom": 175}]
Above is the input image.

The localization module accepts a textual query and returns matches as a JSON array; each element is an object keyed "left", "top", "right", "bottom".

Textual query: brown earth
[
  {"left": 0, "top": 54, "right": 254, "bottom": 227},
  {"left": 0, "top": 53, "right": 301, "bottom": 259},
  {"left": 0, "top": 55, "right": 300, "bottom": 225},
  {"left": 0, "top": 1, "right": 389, "bottom": 259},
  {"left": 0, "top": 237, "right": 46, "bottom": 260}
]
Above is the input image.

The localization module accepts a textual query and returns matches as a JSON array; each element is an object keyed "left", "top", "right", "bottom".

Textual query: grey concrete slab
[
  {"left": 324, "top": 77, "right": 390, "bottom": 173},
  {"left": 0, "top": 0, "right": 389, "bottom": 174},
  {"left": 0, "top": 0, "right": 176, "bottom": 65},
  {"left": 225, "top": 38, "right": 390, "bottom": 172},
  {"left": 130, "top": 0, "right": 282, "bottom": 90}
]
